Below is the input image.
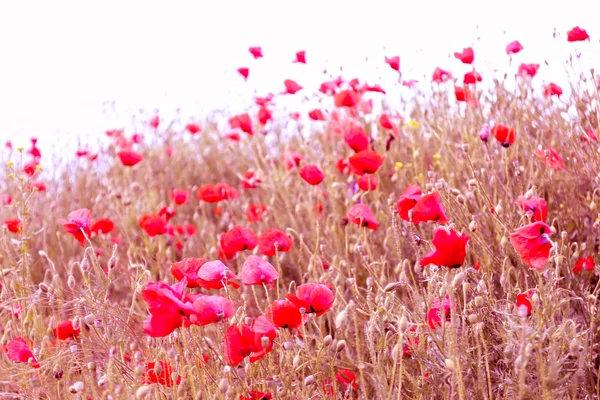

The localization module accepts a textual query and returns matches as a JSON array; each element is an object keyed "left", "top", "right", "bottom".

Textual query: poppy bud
[
  {"left": 468, "top": 179, "right": 477, "bottom": 187},
  {"left": 468, "top": 314, "right": 479, "bottom": 324},
  {"left": 304, "top": 375, "right": 315, "bottom": 386},
  {"left": 399, "top": 315, "right": 409, "bottom": 332},
  {"left": 335, "top": 309, "right": 348, "bottom": 329},
  {"left": 457, "top": 195, "right": 466, "bottom": 204},
  {"left": 323, "top": 335, "right": 333, "bottom": 347},
  {"left": 474, "top": 296, "right": 484, "bottom": 308},
  {"left": 336, "top": 340, "right": 347, "bottom": 353},
  {"left": 87, "top": 362, "right": 96, "bottom": 370},
  {"left": 261, "top": 336, "right": 270, "bottom": 349},
  {"left": 84, "top": 313, "right": 95, "bottom": 326},
  {"left": 136, "top": 385, "right": 153, "bottom": 399},
  {"left": 134, "top": 364, "right": 145, "bottom": 374},
  {"left": 283, "top": 341, "right": 293, "bottom": 351},
  {"left": 67, "top": 275, "right": 76, "bottom": 289},
  {"left": 69, "top": 381, "right": 84, "bottom": 394},
  {"left": 444, "top": 358, "right": 456, "bottom": 371},
  {"left": 469, "top": 220, "right": 477, "bottom": 232},
  {"left": 591, "top": 201, "right": 597, "bottom": 211},
  {"left": 293, "top": 354, "right": 301, "bottom": 368},
  {"left": 218, "top": 378, "right": 229, "bottom": 394},
  {"left": 153, "top": 361, "right": 163, "bottom": 377}
]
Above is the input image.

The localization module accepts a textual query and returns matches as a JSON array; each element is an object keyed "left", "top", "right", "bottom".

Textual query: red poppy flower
[
  {"left": 411, "top": 192, "right": 449, "bottom": 225},
  {"left": 247, "top": 204, "right": 267, "bottom": 223},
  {"left": 60, "top": 208, "right": 92, "bottom": 246},
  {"left": 241, "top": 170, "right": 261, "bottom": 189},
  {"left": 149, "top": 115, "right": 160, "bottom": 129},
  {"left": 299, "top": 164, "right": 325, "bottom": 185},
  {"left": 190, "top": 294, "right": 235, "bottom": 325},
  {"left": 220, "top": 226, "right": 259, "bottom": 259},
  {"left": 319, "top": 80, "right": 338, "bottom": 95},
  {"left": 185, "top": 123, "right": 201, "bottom": 135},
  {"left": 240, "top": 391, "right": 273, "bottom": 400},
  {"left": 255, "top": 93, "right": 274, "bottom": 106},
  {"left": 257, "top": 106, "right": 272, "bottom": 125},
  {"left": 463, "top": 70, "right": 482, "bottom": 85},
  {"left": 573, "top": 256, "right": 595, "bottom": 275},
  {"left": 283, "top": 79, "right": 303, "bottom": 95},
  {"left": 6, "top": 338, "right": 40, "bottom": 368},
  {"left": 334, "top": 89, "right": 362, "bottom": 107},
  {"left": 224, "top": 316, "right": 276, "bottom": 366},
  {"left": 91, "top": 218, "right": 114, "bottom": 235},
  {"left": 237, "top": 67, "right": 249, "bottom": 80},
  {"left": 249, "top": 46, "right": 263, "bottom": 59},
  {"left": 514, "top": 196, "right": 548, "bottom": 222},
  {"left": 197, "top": 260, "right": 240, "bottom": 290},
  {"left": 515, "top": 292, "right": 533, "bottom": 317},
  {"left": 396, "top": 184, "right": 422, "bottom": 221},
  {"left": 266, "top": 299, "right": 304, "bottom": 329},
  {"left": 543, "top": 83, "right": 562, "bottom": 97},
  {"left": 432, "top": 67, "right": 452, "bottom": 83},
  {"left": 138, "top": 214, "right": 168, "bottom": 237},
  {"left": 117, "top": 150, "right": 143, "bottom": 167},
  {"left": 23, "top": 160, "right": 39, "bottom": 177},
  {"left": 282, "top": 150, "right": 303, "bottom": 170},
  {"left": 346, "top": 203, "right": 379, "bottom": 230},
  {"left": 229, "top": 113, "right": 254, "bottom": 135},
  {"left": 308, "top": 109, "right": 326, "bottom": 121},
  {"left": 294, "top": 50, "right": 306, "bottom": 64},
  {"left": 196, "top": 184, "right": 223, "bottom": 203},
  {"left": 582, "top": 129, "right": 598, "bottom": 142},
  {"left": 363, "top": 83, "right": 386, "bottom": 94},
  {"left": 53, "top": 320, "right": 80, "bottom": 341},
  {"left": 567, "top": 26, "right": 589, "bottom": 42},
  {"left": 5, "top": 218, "right": 22, "bottom": 233},
  {"left": 420, "top": 228, "right": 469, "bottom": 268},
  {"left": 344, "top": 126, "right": 369, "bottom": 153},
  {"left": 286, "top": 283, "right": 334, "bottom": 316},
  {"left": 2, "top": 195, "right": 12, "bottom": 206},
  {"left": 357, "top": 175, "right": 378, "bottom": 191},
  {"left": 454, "top": 47, "right": 474, "bottom": 64},
  {"left": 259, "top": 228, "right": 292, "bottom": 256},
  {"left": 144, "top": 361, "right": 181, "bottom": 386},
  {"left": 385, "top": 56, "right": 400, "bottom": 72},
  {"left": 377, "top": 115, "right": 393, "bottom": 131},
  {"left": 171, "top": 258, "right": 209, "bottom": 288},
  {"left": 506, "top": 40, "right": 523, "bottom": 55},
  {"left": 241, "top": 255, "right": 279, "bottom": 286},
  {"left": 535, "top": 147, "right": 565, "bottom": 170},
  {"left": 427, "top": 296, "right": 451, "bottom": 329},
  {"left": 336, "top": 369, "right": 359, "bottom": 391},
  {"left": 29, "top": 181, "right": 47, "bottom": 192},
  {"left": 349, "top": 150, "right": 384, "bottom": 175},
  {"left": 518, "top": 63, "right": 540, "bottom": 78},
  {"left": 454, "top": 86, "right": 473, "bottom": 102},
  {"left": 336, "top": 158, "right": 350, "bottom": 175},
  {"left": 158, "top": 206, "right": 176, "bottom": 221},
  {"left": 142, "top": 280, "right": 192, "bottom": 337},
  {"left": 491, "top": 124, "right": 516, "bottom": 147},
  {"left": 170, "top": 189, "right": 190, "bottom": 206},
  {"left": 509, "top": 221, "right": 553, "bottom": 270}
]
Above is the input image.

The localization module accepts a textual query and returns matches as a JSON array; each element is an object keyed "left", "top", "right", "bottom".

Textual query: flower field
[{"left": 1, "top": 26, "right": 600, "bottom": 399}]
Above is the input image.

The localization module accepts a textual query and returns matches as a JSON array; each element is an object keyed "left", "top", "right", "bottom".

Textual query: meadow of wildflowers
[{"left": 1, "top": 26, "right": 600, "bottom": 399}]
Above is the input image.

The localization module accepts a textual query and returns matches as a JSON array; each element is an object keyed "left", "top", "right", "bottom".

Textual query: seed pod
[
  {"left": 218, "top": 378, "right": 229, "bottom": 394},
  {"left": 69, "top": 381, "right": 84, "bottom": 394},
  {"left": 135, "top": 385, "right": 153, "bottom": 399}
]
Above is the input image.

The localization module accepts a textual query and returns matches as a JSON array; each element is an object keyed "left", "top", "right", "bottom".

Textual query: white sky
[{"left": 0, "top": 0, "right": 598, "bottom": 152}]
